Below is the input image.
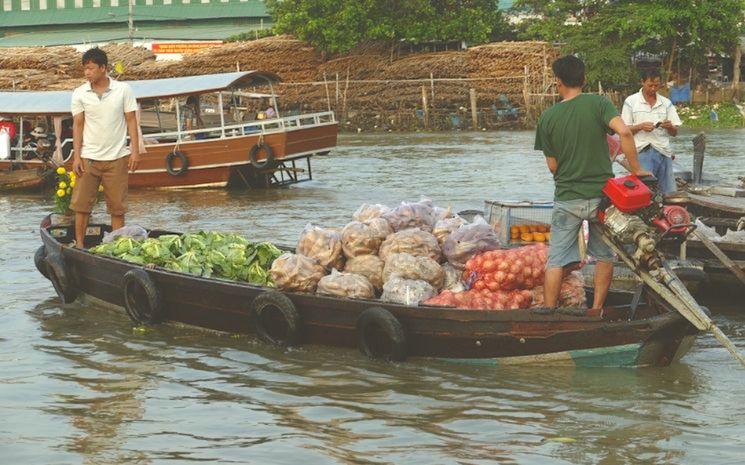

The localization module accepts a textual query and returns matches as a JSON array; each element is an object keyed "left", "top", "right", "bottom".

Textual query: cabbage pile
[{"left": 90, "top": 231, "right": 282, "bottom": 286}]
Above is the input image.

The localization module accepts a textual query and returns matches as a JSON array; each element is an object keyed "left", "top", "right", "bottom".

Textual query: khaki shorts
[{"left": 70, "top": 156, "right": 129, "bottom": 216}]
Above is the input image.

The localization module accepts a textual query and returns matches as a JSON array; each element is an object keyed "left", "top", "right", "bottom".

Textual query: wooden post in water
[
  {"left": 470, "top": 88, "right": 478, "bottom": 130},
  {"left": 421, "top": 86, "right": 429, "bottom": 129}
]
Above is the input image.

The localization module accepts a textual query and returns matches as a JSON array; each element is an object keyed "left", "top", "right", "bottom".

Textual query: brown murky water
[{"left": 2, "top": 129, "right": 744, "bottom": 464}]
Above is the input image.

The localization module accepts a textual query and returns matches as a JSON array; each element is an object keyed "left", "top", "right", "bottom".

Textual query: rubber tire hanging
[
  {"left": 122, "top": 269, "right": 164, "bottom": 324},
  {"left": 248, "top": 143, "right": 275, "bottom": 170},
  {"left": 165, "top": 151, "right": 189, "bottom": 176},
  {"left": 45, "top": 251, "right": 79, "bottom": 304},
  {"left": 356, "top": 307, "right": 407, "bottom": 362},
  {"left": 35, "top": 245, "right": 50, "bottom": 280},
  {"left": 250, "top": 291, "right": 301, "bottom": 346}
]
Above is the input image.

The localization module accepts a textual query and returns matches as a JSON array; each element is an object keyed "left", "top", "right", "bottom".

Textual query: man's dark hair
[
  {"left": 552, "top": 55, "right": 585, "bottom": 88},
  {"left": 82, "top": 48, "right": 108, "bottom": 67},
  {"left": 640, "top": 68, "right": 662, "bottom": 82}
]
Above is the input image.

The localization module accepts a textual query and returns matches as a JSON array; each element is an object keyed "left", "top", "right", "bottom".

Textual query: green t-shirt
[{"left": 534, "top": 94, "right": 617, "bottom": 201}]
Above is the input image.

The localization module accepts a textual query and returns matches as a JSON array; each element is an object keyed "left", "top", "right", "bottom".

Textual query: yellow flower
[
  {"left": 56, "top": 189, "right": 65, "bottom": 197},
  {"left": 56, "top": 167, "right": 66, "bottom": 175},
  {"left": 58, "top": 181, "right": 67, "bottom": 189},
  {"left": 69, "top": 172, "right": 76, "bottom": 181},
  {"left": 66, "top": 187, "right": 71, "bottom": 194},
  {"left": 98, "top": 185, "right": 104, "bottom": 192},
  {"left": 70, "top": 180, "right": 76, "bottom": 187}
]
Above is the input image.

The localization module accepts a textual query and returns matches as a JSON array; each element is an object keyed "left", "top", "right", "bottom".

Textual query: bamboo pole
[
  {"left": 430, "top": 72, "right": 435, "bottom": 100},
  {"left": 470, "top": 88, "right": 478, "bottom": 130},
  {"left": 523, "top": 65, "right": 530, "bottom": 120},
  {"left": 341, "top": 67, "right": 350, "bottom": 122},
  {"left": 421, "top": 85, "right": 429, "bottom": 129}
]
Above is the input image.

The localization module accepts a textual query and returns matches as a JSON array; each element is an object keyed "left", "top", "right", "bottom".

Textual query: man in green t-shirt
[{"left": 534, "top": 55, "right": 650, "bottom": 311}]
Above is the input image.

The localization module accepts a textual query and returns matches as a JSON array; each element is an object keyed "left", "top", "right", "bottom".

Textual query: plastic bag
[
  {"left": 364, "top": 217, "right": 393, "bottom": 241},
  {"left": 531, "top": 271, "right": 587, "bottom": 308},
  {"left": 382, "top": 252, "right": 445, "bottom": 289},
  {"left": 432, "top": 216, "right": 467, "bottom": 246},
  {"left": 102, "top": 225, "right": 148, "bottom": 244},
  {"left": 379, "top": 228, "right": 442, "bottom": 262},
  {"left": 442, "top": 216, "right": 500, "bottom": 269},
  {"left": 694, "top": 219, "right": 721, "bottom": 242},
  {"left": 270, "top": 253, "right": 327, "bottom": 293},
  {"left": 465, "top": 244, "right": 548, "bottom": 291},
  {"left": 433, "top": 205, "right": 454, "bottom": 222},
  {"left": 296, "top": 223, "right": 345, "bottom": 270},
  {"left": 353, "top": 203, "right": 390, "bottom": 222},
  {"left": 382, "top": 198, "right": 437, "bottom": 232},
  {"left": 341, "top": 221, "right": 384, "bottom": 258},
  {"left": 380, "top": 275, "right": 437, "bottom": 306},
  {"left": 344, "top": 254, "right": 385, "bottom": 291},
  {"left": 721, "top": 228, "right": 745, "bottom": 244},
  {"left": 316, "top": 269, "right": 375, "bottom": 300},
  {"left": 424, "top": 288, "right": 533, "bottom": 310},
  {"left": 442, "top": 263, "right": 466, "bottom": 292}
]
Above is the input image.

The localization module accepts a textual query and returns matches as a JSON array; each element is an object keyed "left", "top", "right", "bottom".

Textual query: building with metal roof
[{"left": 0, "top": 0, "right": 271, "bottom": 48}]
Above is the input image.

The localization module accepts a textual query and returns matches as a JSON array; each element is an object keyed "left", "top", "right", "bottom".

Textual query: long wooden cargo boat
[{"left": 35, "top": 216, "right": 701, "bottom": 367}]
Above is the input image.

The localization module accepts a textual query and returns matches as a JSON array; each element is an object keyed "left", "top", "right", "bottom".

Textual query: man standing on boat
[
  {"left": 621, "top": 69, "right": 682, "bottom": 194},
  {"left": 534, "top": 55, "right": 650, "bottom": 311},
  {"left": 69, "top": 48, "right": 140, "bottom": 248}
]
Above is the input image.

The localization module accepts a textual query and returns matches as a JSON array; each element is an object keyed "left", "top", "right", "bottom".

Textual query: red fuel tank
[{"left": 602, "top": 175, "right": 652, "bottom": 213}]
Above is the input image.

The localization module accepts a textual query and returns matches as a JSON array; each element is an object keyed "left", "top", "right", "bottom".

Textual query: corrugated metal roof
[
  {"left": 0, "top": 2, "right": 269, "bottom": 28},
  {"left": 0, "top": 70, "right": 280, "bottom": 115}
]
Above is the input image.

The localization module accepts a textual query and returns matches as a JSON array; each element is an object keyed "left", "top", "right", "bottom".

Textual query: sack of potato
[
  {"left": 381, "top": 275, "right": 437, "bottom": 306},
  {"left": 383, "top": 252, "right": 445, "bottom": 289},
  {"left": 382, "top": 199, "right": 437, "bottom": 232},
  {"left": 341, "top": 221, "right": 384, "bottom": 258},
  {"left": 379, "top": 228, "right": 442, "bottom": 262},
  {"left": 344, "top": 254, "right": 385, "bottom": 291},
  {"left": 296, "top": 224, "right": 345, "bottom": 270},
  {"left": 442, "top": 263, "right": 467, "bottom": 292},
  {"left": 270, "top": 253, "right": 327, "bottom": 293},
  {"left": 364, "top": 217, "right": 393, "bottom": 241},
  {"left": 442, "top": 216, "right": 501, "bottom": 269},
  {"left": 316, "top": 269, "right": 375, "bottom": 300},
  {"left": 352, "top": 203, "right": 390, "bottom": 222},
  {"left": 432, "top": 216, "right": 467, "bottom": 246}
]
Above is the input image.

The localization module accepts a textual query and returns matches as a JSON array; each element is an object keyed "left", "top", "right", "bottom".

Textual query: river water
[{"left": 2, "top": 129, "right": 744, "bottom": 464}]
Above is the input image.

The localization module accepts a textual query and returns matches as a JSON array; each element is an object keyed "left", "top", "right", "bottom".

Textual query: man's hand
[
  {"left": 128, "top": 152, "right": 140, "bottom": 172},
  {"left": 632, "top": 168, "right": 653, "bottom": 178},
  {"left": 637, "top": 122, "right": 655, "bottom": 132},
  {"left": 73, "top": 157, "right": 85, "bottom": 176},
  {"left": 658, "top": 119, "right": 674, "bottom": 130}
]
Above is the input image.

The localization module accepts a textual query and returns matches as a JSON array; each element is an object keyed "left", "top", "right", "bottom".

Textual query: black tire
[
  {"left": 45, "top": 251, "right": 79, "bottom": 304},
  {"left": 35, "top": 245, "right": 50, "bottom": 280},
  {"left": 165, "top": 151, "right": 189, "bottom": 176},
  {"left": 123, "top": 269, "right": 164, "bottom": 324},
  {"left": 251, "top": 291, "right": 301, "bottom": 346},
  {"left": 356, "top": 306, "right": 407, "bottom": 362},
  {"left": 248, "top": 143, "right": 275, "bottom": 170}
]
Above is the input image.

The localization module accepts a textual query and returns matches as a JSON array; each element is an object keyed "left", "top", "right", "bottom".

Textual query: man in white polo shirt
[
  {"left": 69, "top": 48, "right": 140, "bottom": 248},
  {"left": 621, "top": 68, "right": 682, "bottom": 194}
]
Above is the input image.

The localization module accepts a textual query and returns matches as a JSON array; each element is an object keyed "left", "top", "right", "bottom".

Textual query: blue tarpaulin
[{"left": 670, "top": 83, "right": 691, "bottom": 104}]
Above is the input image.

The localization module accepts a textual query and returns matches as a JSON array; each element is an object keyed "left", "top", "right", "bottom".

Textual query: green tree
[
  {"left": 267, "top": 0, "right": 510, "bottom": 54},
  {"left": 514, "top": 0, "right": 745, "bottom": 89}
]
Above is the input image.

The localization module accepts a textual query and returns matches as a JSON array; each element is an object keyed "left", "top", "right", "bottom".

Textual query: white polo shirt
[
  {"left": 621, "top": 89, "right": 682, "bottom": 157},
  {"left": 71, "top": 77, "right": 138, "bottom": 161}
]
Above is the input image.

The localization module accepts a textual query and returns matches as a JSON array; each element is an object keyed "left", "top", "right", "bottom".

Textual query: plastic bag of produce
[
  {"left": 341, "top": 221, "right": 384, "bottom": 258},
  {"left": 102, "top": 225, "right": 148, "bottom": 244},
  {"left": 382, "top": 198, "right": 437, "bottom": 232},
  {"left": 432, "top": 216, "right": 467, "bottom": 246},
  {"left": 531, "top": 271, "right": 587, "bottom": 308},
  {"left": 433, "top": 205, "right": 454, "bottom": 222},
  {"left": 380, "top": 275, "right": 437, "bottom": 306},
  {"left": 364, "top": 217, "right": 393, "bottom": 241},
  {"left": 442, "top": 216, "right": 500, "bottom": 269},
  {"left": 353, "top": 203, "right": 390, "bottom": 222},
  {"left": 378, "top": 228, "right": 441, "bottom": 262},
  {"left": 270, "top": 253, "right": 327, "bottom": 293},
  {"left": 465, "top": 244, "right": 548, "bottom": 291},
  {"left": 382, "top": 252, "right": 444, "bottom": 289},
  {"left": 316, "top": 269, "right": 375, "bottom": 300},
  {"left": 344, "top": 254, "right": 385, "bottom": 291},
  {"left": 442, "top": 263, "right": 466, "bottom": 292},
  {"left": 424, "top": 288, "right": 533, "bottom": 310},
  {"left": 296, "top": 223, "right": 344, "bottom": 270}
]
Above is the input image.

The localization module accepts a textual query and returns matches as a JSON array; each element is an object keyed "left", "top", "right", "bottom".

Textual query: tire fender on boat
[
  {"left": 165, "top": 151, "right": 189, "bottom": 176},
  {"left": 250, "top": 291, "right": 301, "bottom": 346},
  {"left": 356, "top": 307, "right": 407, "bottom": 362},
  {"left": 35, "top": 245, "right": 50, "bottom": 280},
  {"left": 248, "top": 143, "right": 275, "bottom": 170},
  {"left": 45, "top": 251, "right": 79, "bottom": 304},
  {"left": 122, "top": 269, "right": 164, "bottom": 324}
]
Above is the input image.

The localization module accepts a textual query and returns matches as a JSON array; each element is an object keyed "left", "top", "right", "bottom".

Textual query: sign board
[{"left": 151, "top": 42, "right": 223, "bottom": 55}]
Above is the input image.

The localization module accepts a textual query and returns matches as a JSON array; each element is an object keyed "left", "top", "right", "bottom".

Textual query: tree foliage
[
  {"left": 267, "top": 0, "right": 510, "bottom": 54},
  {"left": 514, "top": 0, "right": 745, "bottom": 89}
]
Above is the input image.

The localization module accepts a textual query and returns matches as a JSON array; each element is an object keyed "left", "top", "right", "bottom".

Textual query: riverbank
[{"left": 677, "top": 103, "right": 745, "bottom": 129}]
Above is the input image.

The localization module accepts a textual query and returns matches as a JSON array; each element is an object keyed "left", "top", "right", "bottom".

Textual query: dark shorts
[{"left": 70, "top": 156, "right": 129, "bottom": 216}]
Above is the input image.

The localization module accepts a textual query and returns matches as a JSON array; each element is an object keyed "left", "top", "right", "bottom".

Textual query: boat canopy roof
[{"left": 0, "top": 70, "right": 280, "bottom": 116}]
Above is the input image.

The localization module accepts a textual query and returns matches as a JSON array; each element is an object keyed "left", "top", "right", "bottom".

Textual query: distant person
[
  {"left": 621, "top": 69, "right": 682, "bottom": 194},
  {"left": 180, "top": 95, "right": 204, "bottom": 133},
  {"left": 265, "top": 105, "right": 276, "bottom": 119},
  {"left": 70, "top": 47, "right": 140, "bottom": 248},
  {"left": 534, "top": 55, "right": 650, "bottom": 312}
]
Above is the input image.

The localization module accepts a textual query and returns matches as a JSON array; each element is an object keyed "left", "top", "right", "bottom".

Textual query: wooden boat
[
  {"left": 36, "top": 215, "right": 701, "bottom": 367},
  {"left": 0, "top": 71, "right": 338, "bottom": 190},
  {"left": 0, "top": 162, "right": 54, "bottom": 191}
]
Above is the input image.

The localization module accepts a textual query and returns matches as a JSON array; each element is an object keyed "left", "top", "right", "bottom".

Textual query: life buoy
[
  {"left": 122, "top": 269, "right": 164, "bottom": 324},
  {"left": 165, "top": 151, "right": 188, "bottom": 176},
  {"left": 248, "top": 143, "right": 275, "bottom": 169},
  {"left": 251, "top": 291, "right": 301, "bottom": 346},
  {"left": 45, "top": 251, "right": 79, "bottom": 304},
  {"left": 35, "top": 245, "right": 50, "bottom": 280},
  {"left": 356, "top": 307, "right": 407, "bottom": 361}
]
